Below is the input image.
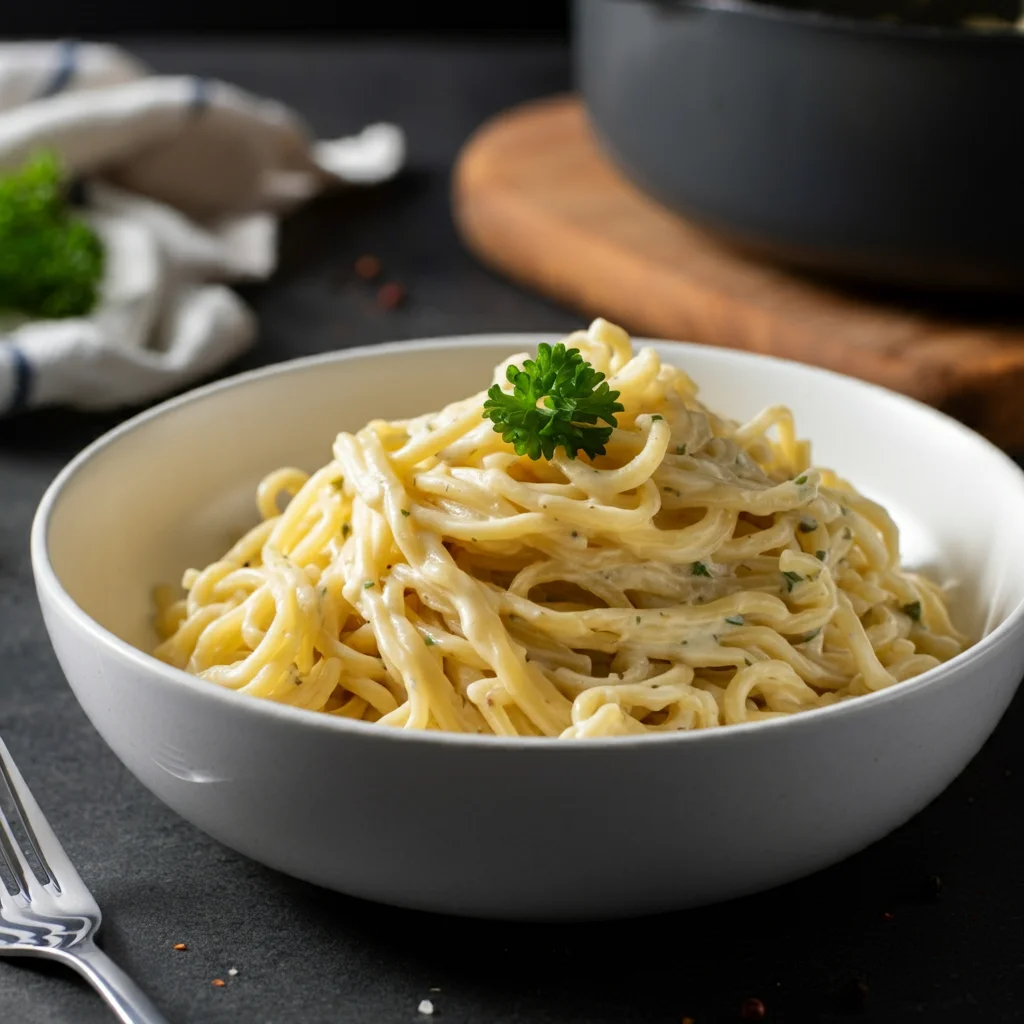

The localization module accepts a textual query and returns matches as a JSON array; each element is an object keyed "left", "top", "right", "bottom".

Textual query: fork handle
[{"left": 62, "top": 942, "right": 171, "bottom": 1024}]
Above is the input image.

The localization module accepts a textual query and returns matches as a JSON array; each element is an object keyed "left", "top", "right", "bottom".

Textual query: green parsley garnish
[
  {"left": 424, "top": 635, "right": 436, "bottom": 647},
  {"left": 782, "top": 570, "right": 803, "bottom": 592},
  {"left": 400, "top": 509, "right": 410, "bottom": 517},
  {"left": 815, "top": 550, "right": 827, "bottom": 561},
  {"left": 0, "top": 152, "right": 105, "bottom": 319},
  {"left": 725, "top": 615, "right": 744, "bottom": 626},
  {"left": 800, "top": 628, "right": 821, "bottom": 643},
  {"left": 482, "top": 343, "right": 624, "bottom": 461},
  {"left": 903, "top": 600, "right": 922, "bottom": 622},
  {"left": 676, "top": 443, "right": 687, "bottom": 455},
  {"left": 691, "top": 561, "right": 711, "bottom": 578},
  {"left": 651, "top": 414, "right": 663, "bottom": 421},
  {"left": 798, "top": 518, "right": 818, "bottom": 533},
  {"left": 795, "top": 474, "right": 808, "bottom": 485},
  {"left": 363, "top": 581, "right": 375, "bottom": 589}
]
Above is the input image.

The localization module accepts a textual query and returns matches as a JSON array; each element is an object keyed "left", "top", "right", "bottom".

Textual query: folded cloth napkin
[{"left": 0, "top": 40, "right": 405, "bottom": 416}]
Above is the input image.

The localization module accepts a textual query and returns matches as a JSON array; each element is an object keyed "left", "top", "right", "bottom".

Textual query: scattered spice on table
[
  {"left": 211, "top": 978, "right": 226, "bottom": 988},
  {"left": 418, "top": 998, "right": 435, "bottom": 1015},
  {"left": 377, "top": 281, "right": 406, "bottom": 310},
  {"left": 354, "top": 254, "right": 382, "bottom": 281},
  {"left": 172, "top": 943, "right": 188, "bottom": 951},
  {"left": 740, "top": 996, "right": 766, "bottom": 1020}
]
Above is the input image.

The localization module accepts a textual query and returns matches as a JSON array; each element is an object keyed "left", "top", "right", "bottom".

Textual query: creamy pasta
[{"left": 153, "top": 319, "right": 965, "bottom": 738}]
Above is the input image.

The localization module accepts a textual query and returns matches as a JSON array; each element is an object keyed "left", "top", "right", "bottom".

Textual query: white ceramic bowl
[{"left": 31, "top": 336, "right": 1024, "bottom": 921}]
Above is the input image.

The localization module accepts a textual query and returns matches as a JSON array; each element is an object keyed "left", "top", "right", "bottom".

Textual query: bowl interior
[{"left": 43, "top": 337, "right": 1024, "bottom": 660}]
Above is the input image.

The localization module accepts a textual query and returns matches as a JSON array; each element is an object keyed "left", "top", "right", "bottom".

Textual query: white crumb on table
[
  {"left": 418, "top": 998, "right": 435, "bottom": 1015},
  {"left": 228, "top": 967, "right": 238, "bottom": 976}
]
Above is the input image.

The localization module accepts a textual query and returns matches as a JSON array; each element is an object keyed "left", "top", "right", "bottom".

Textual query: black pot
[{"left": 574, "top": 0, "right": 1024, "bottom": 292}]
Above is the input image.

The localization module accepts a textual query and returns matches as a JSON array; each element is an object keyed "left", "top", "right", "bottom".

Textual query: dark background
[{"left": 0, "top": 2, "right": 570, "bottom": 36}]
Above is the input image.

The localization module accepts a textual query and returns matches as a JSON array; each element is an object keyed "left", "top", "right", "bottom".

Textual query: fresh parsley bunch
[
  {"left": 483, "top": 343, "right": 624, "bottom": 461},
  {"left": 0, "top": 152, "right": 104, "bottom": 320}
]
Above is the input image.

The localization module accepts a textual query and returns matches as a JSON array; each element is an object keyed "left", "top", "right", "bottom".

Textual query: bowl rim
[
  {"left": 30, "top": 332, "right": 1024, "bottom": 752},
  {"left": 656, "top": 0, "right": 1024, "bottom": 45}
]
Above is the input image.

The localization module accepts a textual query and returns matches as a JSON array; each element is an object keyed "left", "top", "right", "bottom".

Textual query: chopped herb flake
[
  {"left": 651, "top": 414, "right": 663, "bottom": 421},
  {"left": 342, "top": 523, "right": 351, "bottom": 538},
  {"left": 331, "top": 477, "right": 344, "bottom": 490},
  {"left": 401, "top": 509, "right": 410, "bottom": 517},
  {"left": 725, "top": 615, "right": 744, "bottom": 626},
  {"left": 745, "top": 658, "right": 752, "bottom": 666},
  {"left": 795, "top": 474, "right": 808, "bottom": 485},
  {"left": 676, "top": 443, "right": 687, "bottom": 455},
  {"left": 782, "top": 570, "right": 803, "bottom": 592},
  {"left": 815, "top": 550, "right": 826, "bottom": 561},
  {"left": 424, "top": 636, "right": 436, "bottom": 647},
  {"left": 798, "top": 518, "right": 818, "bottom": 533},
  {"left": 801, "top": 628, "right": 821, "bottom": 643},
  {"left": 691, "top": 561, "right": 711, "bottom": 578},
  {"left": 635, "top": 615, "right": 641, "bottom": 625},
  {"left": 363, "top": 581, "right": 375, "bottom": 589},
  {"left": 903, "top": 601, "right": 922, "bottom": 622},
  {"left": 571, "top": 530, "right": 579, "bottom": 538},
  {"left": 842, "top": 527, "right": 852, "bottom": 540}
]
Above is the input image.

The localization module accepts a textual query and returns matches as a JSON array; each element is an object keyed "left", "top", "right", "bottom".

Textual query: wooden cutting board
[{"left": 453, "top": 95, "right": 1024, "bottom": 449}]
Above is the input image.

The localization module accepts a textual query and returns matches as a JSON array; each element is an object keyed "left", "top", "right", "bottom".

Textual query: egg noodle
[{"left": 153, "top": 319, "right": 965, "bottom": 738}]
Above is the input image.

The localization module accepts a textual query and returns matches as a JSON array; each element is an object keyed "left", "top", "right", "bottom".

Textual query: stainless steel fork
[{"left": 0, "top": 736, "right": 170, "bottom": 1023}]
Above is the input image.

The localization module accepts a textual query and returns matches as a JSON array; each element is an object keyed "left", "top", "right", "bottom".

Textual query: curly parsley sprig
[
  {"left": 0, "top": 152, "right": 105, "bottom": 320},
  {"left": 482, "top": 343, "right": 625, "bottom": 461}
]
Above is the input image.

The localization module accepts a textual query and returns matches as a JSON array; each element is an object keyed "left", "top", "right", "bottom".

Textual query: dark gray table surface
[{"left": 2, "top": 39, "right": 1023, "bottom": 1024}]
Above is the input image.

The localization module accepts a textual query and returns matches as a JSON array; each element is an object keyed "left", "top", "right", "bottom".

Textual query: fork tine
[
  {"left": 0, "top": 807, "right": 33, "bottom": 897},
  {"left": 0, "top": 736, "right": 86, "bottom": 896}
]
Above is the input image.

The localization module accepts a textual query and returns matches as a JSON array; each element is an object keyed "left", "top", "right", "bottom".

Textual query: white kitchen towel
[{"left": 0, "top": 40, "right": 405, "bottom": 416}]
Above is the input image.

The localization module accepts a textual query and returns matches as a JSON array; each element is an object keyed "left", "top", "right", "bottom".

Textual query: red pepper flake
[
  {"left": 172, "top": 943, "right": 188, "bottom": 951},
  {"left": 882, "top": 911, "right": 895, "bottom": 921},
  {"left": 211, "top": 978, "right": 226, "bottom": 988},
  {"left": 377, "top": 281, "right": 406, "bottom": 310},
  {"left": 740, "top": 997, "right": 766, "bottom": 1020},
  {"left": 354, "top": 254, "right": 382, "bottom": 281}
]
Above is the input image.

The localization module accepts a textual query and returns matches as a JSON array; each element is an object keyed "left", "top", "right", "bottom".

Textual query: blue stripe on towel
[
  {"left": 190, "top": 76, "right": 212, "bottom": 114},
  {"left": 39, "top": 39, "right": 79, "bottom": 98},
  {"left": 4, "top": 343, "right": 33, "bottom": 413}
]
